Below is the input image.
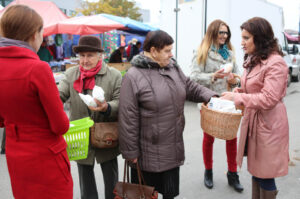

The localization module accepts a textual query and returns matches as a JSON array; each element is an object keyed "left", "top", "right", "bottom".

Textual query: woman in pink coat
[
  {"left": 222, "top": 17, "right": 289, "bottom": 199},
  {"left": 0, "top": 5, "right": 73, "bottom": 199}
]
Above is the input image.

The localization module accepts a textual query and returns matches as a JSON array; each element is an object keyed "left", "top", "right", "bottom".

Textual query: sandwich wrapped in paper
[
  {"left": 207, "top": 98, "right": 241, "bottom": 114},
  {"left": 79, "top": 86, "right": 105, "bottom": 107},
  {"left": 220, "top": 63, "right": 233, "bottom": 73},
  {"left": 92, "top": 86, "right": 105, "bottom": 103}
]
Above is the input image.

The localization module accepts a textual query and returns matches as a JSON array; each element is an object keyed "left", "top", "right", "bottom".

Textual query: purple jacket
[{"left": 118, "top": 54, "right": 217, "bottom": 172}]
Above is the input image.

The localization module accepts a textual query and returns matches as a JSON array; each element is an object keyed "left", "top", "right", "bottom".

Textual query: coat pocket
[{"left": 49, "top": 139, "right": 71, "bottom": 182}]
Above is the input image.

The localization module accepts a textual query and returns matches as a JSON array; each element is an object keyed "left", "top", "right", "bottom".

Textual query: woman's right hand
[
  {"left": 213, "top": 68, "right": 228, "bottom": 79},
  {"left": 233, "top": 87, "right": 243, "bottom": 93}
]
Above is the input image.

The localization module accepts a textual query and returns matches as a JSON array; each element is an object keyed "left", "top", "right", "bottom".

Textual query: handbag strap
[
  {"left": 122, "top": 160, "right": 146, "bottom": 198},
  {"left": 136, "top": 162, "right": 146, "bottom": 186}
]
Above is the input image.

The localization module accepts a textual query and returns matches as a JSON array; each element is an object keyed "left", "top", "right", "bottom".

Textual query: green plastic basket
[
  {"left": 63, "top": 117, "right": 94, "bottom": 161},
  {"left": 120, "top": 70, "right": 127, "bottom": 76}
]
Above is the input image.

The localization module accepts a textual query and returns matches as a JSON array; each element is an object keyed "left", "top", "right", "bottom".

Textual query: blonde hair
[
  {"left": 197, "top": 19, "right": 233, "bottom": 65},
  {"left": 0, "top": 5, "right": 43, "bottom": 42}
]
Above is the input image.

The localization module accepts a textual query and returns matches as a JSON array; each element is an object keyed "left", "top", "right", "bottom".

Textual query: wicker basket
[{"left": 200, "top": 104, "right": 242, "bottom": 140}]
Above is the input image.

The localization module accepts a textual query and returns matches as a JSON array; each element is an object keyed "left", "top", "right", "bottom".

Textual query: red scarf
[{"left": 73, "top": 61, "right": 102, "bottom": 93}]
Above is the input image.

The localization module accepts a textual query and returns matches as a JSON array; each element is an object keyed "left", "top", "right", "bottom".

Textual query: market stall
[
  {"left": 44, "top": 14, "right": 125, "bottom": 36},
  {"left": 0, "top": 0, "right": 68, "bottom": 37}
]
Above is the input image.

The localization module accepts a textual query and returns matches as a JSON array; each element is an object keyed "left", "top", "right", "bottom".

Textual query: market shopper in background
[
  {"left": 37, "top": 39, "right": 53, "bottom": 62},
  {"left": 109, "top": 45, "right": 125, "bottom": 63},
  {"left": 0, "top": 5, "right": 73, "bottom": 199},
  {"left": 128, "top": 40, "right": 142, "bottom": 61},
  {"left": 222, "top": 17, "right": 289, "bottom": 199},
  {"left": 190, "top": 19, "right": 243, "bottom": 192},
  {"left": 58, "top": 35, "right": 122, "bottom": 199},
  {"left": 118, "top": 30, "right": 217, "bottom": 199},
  {"left": 125, "top": 38, "right": 137, "bottom": 58}
]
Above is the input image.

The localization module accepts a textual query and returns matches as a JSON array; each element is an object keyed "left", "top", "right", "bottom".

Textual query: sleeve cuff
[
  {"left": 100, "top": 103, "right": 111, "bottom": 116},
  {"left": 234, "top": 93, "right": 243, "bottom": 106}
]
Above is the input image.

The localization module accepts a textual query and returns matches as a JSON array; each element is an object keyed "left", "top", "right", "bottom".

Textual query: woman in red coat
[{"left": 0, "top": 5, "right": 73, "bottom": 199}]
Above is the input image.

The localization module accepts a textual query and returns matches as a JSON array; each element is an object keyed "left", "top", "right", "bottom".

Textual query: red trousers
[{"left": 202, "top": 132, "right": 237, "bottom": 172}]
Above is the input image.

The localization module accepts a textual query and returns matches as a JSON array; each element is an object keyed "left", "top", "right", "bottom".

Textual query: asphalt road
[{"left": 0, "top": 82, "right": 300, "bottom": 199}]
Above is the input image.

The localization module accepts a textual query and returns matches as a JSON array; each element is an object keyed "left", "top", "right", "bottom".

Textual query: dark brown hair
[
  {"left": 240, "top": 17, "right": 283, "bottom": 68},
  {"left": 0, "top": 5, "right": 43, "bottom": 42},
  {"left": 143, "top": 30, "right": 174, "bottom": 52}
]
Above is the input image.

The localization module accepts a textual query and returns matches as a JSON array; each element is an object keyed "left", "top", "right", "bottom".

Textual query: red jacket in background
[{"left": 0, "top": 46, "right": 73, "bottom": 199}]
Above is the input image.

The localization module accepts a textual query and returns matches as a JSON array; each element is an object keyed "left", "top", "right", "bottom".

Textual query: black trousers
[
  {"left": 77, "top": 158, "right": 118, "bottom": 199},
  {"left": 1, "top": 128, "right": 5, "bottom": 152}
]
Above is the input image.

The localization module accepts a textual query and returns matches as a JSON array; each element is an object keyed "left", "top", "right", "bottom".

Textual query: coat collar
[
  {"left": 246, "top": 58, "right": 269, "bottom": 79},
  {"left": 97, "top": 61, "right": 107, "bottom": 75},
  {"left": 0, "top": 37, "right": 35, "bottom": 52}
]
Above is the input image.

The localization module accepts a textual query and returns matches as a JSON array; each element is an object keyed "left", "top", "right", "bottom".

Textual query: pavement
[{"left": 1, "top": 82, "right": 300, "bottom": 199}]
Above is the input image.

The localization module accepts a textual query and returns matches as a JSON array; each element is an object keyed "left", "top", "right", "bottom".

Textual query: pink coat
[{"left": 234, "top": 54, "right": 289, "bottom": 178}]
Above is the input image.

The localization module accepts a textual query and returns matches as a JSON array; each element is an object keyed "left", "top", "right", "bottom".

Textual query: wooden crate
[
  {"left": 65, "top": 63, "right": 77, "bottom": 70},
  {"left": 107, "top": 62, "right": 131, "bottom": 72}
]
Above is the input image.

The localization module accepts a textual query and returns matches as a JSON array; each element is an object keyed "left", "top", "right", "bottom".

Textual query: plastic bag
[
  {"left": 220, "top": 63, "right": 233, "bottom": 73},
  {"left": 92, "top": 86, "right": 105, "bottom": 103},
  {"left": 79, "top": 93, "right": 97, "bottom": 107},
  {"left": 78, "top": 86, "right": 106, "bottom": 107}
]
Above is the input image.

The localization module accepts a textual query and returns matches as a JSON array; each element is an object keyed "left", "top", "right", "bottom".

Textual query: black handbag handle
[{"left": 122, "top": 160, "right": 146, "bottom": 199}]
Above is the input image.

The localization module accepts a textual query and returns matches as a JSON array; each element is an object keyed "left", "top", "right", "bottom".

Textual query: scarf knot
[
  {"left": 212, "top": 44, "right": 230, "bottom": 60},
  {"left": 73, "top": 61, "right": 102, "bottom": 93}
]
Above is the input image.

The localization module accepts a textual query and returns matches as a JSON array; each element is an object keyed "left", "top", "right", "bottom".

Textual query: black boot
[
  {"left": 0, "top": 148, "right": 4, "bottom": 155},
  {"left": 227, "top": 171, "right": 244, "bottom": 192},
  {"left": 204, "top": 169, "right": 213, "bottom": 189}
]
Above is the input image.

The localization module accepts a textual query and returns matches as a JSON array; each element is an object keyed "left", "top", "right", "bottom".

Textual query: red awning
[
  {"left": 44, "top": 14, "right": 126, "bottom": 36},
  {"left": 0, "top": 0, "right": 68, "bottom": 36}
]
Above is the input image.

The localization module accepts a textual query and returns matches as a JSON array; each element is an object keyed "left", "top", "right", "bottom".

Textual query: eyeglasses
[{"left": 219, "top": 31, "right": 229, "bottom": 35}]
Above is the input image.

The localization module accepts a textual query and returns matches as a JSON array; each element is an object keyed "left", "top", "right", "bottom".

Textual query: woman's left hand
[
  {"left": 221, "top": 91, "right": 235, "bottom": 101},
  {"left": 88, "top": 99, "right": 108, "bottom": 112}
]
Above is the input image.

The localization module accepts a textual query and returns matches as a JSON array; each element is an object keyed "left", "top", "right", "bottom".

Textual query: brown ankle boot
[
  {"left": 260, "top": 188, "right": 278, "bottom": 199},
  {"left": 252, "top": 178, "right": 260, "bottom": 199}
]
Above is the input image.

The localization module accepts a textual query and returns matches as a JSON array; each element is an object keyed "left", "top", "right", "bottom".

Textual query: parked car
[
  {"left": 282, "top": 51, "right": 292, "bottom": 87},
  {"left": 287, "top": 44, "right": 300, "bottom": 82}
]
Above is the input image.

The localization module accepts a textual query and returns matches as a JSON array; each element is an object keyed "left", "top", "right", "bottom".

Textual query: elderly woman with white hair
[{"left": 58, "top": 35, "right": 122, "bottom": 199}]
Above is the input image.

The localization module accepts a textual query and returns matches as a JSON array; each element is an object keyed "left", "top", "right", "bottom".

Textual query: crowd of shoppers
[{"left": 0, "top": 5, "right": 289, "bottom": 199}]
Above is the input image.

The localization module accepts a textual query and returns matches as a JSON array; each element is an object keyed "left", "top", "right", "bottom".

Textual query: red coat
[
  {"left": 233, "top": 54, "right": 289, "bottom": 178},
  {"left": 0, "top": 46, "right": 73, "bottom": 198}
]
